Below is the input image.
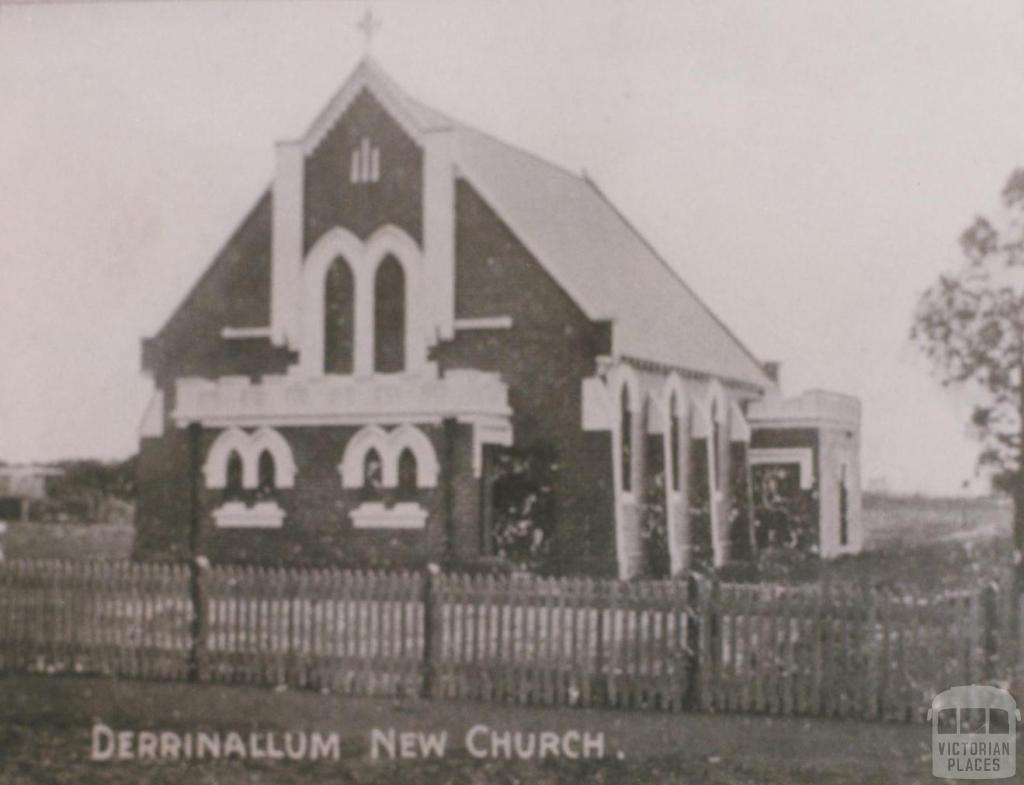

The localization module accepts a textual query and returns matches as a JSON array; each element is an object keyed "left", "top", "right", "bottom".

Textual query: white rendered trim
[
  {"left": 299, "top": 224, "right": 425, "bottom": 377},
  {"left": 204, "top": 427, "right": 297, "bottom": 490},
  {"left": 174, "top": 370, "right": 510, "bottom": 429},
  {"left": 350, "top": 501, "right": 427, "bottom": 530},
  {"left": 581, "top": 376, "right": 613, "bottom": 431},
  {"left": 748, "top": 447, "right": 815, "bottom": 489},
  {"left": 139, "top": 389, "right": 165, "bottom": 439},
  {"left": 222, "top": 326, "right": 273, "bottom": 340},
  {"left": 272, "top": 141, "right": 305, "bottom": 346},
  {"left": 461, "top": 415, "right": 513, "bottom": 477},
  {"left": 213, "top": 501, "right": 285, "bottom": 529},
  {"left": 454, "top": 316, "right": 514, "bottom": 331},
  {"left": 729, "top": 400, "right": 751, "bottom": 442},
  {"left": 300, "top": 60, "right": 442, "bottom": 156},
  {"left": 424, "top": 127, "right": 457, "bottom": 340},
  {"left": 339, "top": 424, "right": 439, "bottom": 489}
]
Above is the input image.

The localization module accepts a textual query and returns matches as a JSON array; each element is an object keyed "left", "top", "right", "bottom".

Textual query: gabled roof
[{"left": 307, "top": 58, "right": 772, "bottom": 391}]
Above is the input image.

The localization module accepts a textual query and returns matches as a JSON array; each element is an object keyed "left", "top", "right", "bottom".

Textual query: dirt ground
[{"left": 0, "top": 673, "right": 993, "bottom": 784}]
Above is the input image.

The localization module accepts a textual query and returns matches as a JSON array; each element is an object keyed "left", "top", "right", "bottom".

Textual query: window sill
[
  {"left": 350, "top": 501, "right": 427, "bottom": 530},
  {"left": 213, "top": 501, "right": 285, "bottom": 529}
]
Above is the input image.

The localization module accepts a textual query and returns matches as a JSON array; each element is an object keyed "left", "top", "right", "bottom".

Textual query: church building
[{"left": 135, "top": 57, "right": 861, "bottom": 578}]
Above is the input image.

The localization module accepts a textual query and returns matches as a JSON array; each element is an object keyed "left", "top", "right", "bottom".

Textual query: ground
[{"left": 0, "top": 674, "right": 981, "bottom": 785}]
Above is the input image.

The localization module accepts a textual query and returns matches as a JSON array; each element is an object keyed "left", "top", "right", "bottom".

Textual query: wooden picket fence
[
  {"left": 203, "top": 566, "right": 423, "bottom": 696},
  {"left": 0, "top": 559, "right": 1008, "bottom": 721},
  {"left": 429, "top": 574, "right": 694, "bottom": 710},
  {"left": 0, "top": 560, "right": 192, "bottom": 680},
  {"left": 694, "top": 582, "right": 994, "bottom": 722}
]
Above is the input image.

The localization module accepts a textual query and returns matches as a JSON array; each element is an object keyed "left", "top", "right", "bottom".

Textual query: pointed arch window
[
  {"left": 669, "top": 394, "right": 681, "bottom": 493},
  {"left": 257, "top": 450, "right": 277, "bottom": 499},
  {"left": 361, "top": 448, "right": 384, "bottom": 503},
  {"left": 374, "top": 255, "right": 406, "bottom": 373},
  {"left": 839, "top": 465, "right": 849, "bottom": 546},
  {"left": 397, "top": 448, "right": 418, "bottom": 502},
  {"left": 324, "top": 256, "right": 355, "bottom": 374},
  {"left": 620, "top": 386, "right": 633, "bottom": 493},
  {"left": 710, "top": 400, "right": 723, "bottom": 493},
  {"left": 225, "top": 451, "right": 244, "bottom": 501}
]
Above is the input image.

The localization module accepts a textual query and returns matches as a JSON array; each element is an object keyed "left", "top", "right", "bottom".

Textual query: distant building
[{"left": 0, "top": 465, "right": 63, "bottom": 522}]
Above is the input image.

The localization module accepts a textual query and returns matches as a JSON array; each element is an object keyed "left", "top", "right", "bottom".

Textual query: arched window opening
[
  {"left": 711, "top": 401, "right": 722, "bottom": 493},
  {"left": 374, "top": 255, "right": 406, "bottom": 373},
  {"left": 257, "top": 450, "right": 276, "bottom": 499},
  {"left": 397, "top": 448, "right": 418, "bottom": 502},
  {"left": 361, "top": 448, "right": 384, "bottom": 503},
  {"left": 324, "top": 256, "right": 355, "bottom": 374},
  {"left": 839, "top": 465, "right": 849, "bottom": 546},
  {"left": 669, "top": 394, "right": 681, "bottom": 493},
  {"left": 620, "top": 386, "right": 633, "bottom": 493},
  {"left": 225, "top": 451, "right": 244, "bottom": 501}
]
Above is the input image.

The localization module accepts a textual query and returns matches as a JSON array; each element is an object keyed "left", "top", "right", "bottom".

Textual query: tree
[{"left": 911, "top": 168, "right": 1024, "bottom": 591}]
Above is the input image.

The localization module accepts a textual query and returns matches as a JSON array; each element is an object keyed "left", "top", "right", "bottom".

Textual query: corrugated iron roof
[{"left": 323, "top": 59, "right": 772, "bottom": 390}]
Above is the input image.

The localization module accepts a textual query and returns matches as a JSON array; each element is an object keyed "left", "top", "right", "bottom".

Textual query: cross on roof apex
[{"left": 356, "top": 9, "right": 382, "bottom": 53}]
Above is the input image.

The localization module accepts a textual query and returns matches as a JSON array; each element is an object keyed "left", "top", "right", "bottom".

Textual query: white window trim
[
  {"left": 299, "top": 224, "right": 424, "bottom": 377},
  {"left": 139, "top": 389, "right": 165, "bottom": 439},
  {"left": 606, "top": 362, "right": 642, "bottom": 576},
  {"left": 350, "top": 501, "right": 427, "bottom": 530},
  {"left": 204, "top": 427, "right": 297, "bottom": 490},
  {"left": 338, "top": 424, "right": 439, "bottom": 489},
  {"left": 748, "top": 447, "right": 815, "bottom": 490},
  {"left": 213, "top": 500, "right": 285, "bottom": 529}
]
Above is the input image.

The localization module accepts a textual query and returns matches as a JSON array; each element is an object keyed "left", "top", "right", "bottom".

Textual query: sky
[{"left": 0, "top": 0, "right": 1023, "bottom": 495}]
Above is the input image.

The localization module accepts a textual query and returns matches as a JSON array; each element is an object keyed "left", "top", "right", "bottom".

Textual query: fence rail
[{"left": 0, "top": 559, "right": 1009, "bottom": 720}]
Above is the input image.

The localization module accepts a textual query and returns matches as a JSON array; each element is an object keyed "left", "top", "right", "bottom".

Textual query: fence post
[
  {"left": 983, "top": 582, "right": 1000, "bottom": 682},
  {"left": 421, "top": 563, "right": 441, "bottom": 699},
  {"left": 188, "top": 556, "right": 210, "bottom": 683},
  {"left": 685, "top": 573, "right": 702, "bottom": 710}
]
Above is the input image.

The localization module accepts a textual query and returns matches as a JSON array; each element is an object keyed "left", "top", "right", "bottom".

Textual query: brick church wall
[
  {"left": 136, "top": 90, "right": 616, "bottom": 575},
  {"left": 303, "top": 89, "right": 422, "bottom": 248},
  {"left": 432, "top": 180, "right": 617, "bottom": 576}
]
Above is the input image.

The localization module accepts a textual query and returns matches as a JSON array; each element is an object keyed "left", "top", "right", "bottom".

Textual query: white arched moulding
[
  {"left": 653, "top": 373, "right": 688, "bottom": 493},
  {"left": 204, "top": 427, "right": 297, "bottom": 490},
  {"left": 729, "top": 400, "right": 751, "bottom": 442},
  {"left": 608, "top": 362, "right": 641, "bottom": 498},
  {"left": 299, "top": 224, "right": 424, "bottom": 377},
  {"left": 339, "top": 424, "right": 439, "bottom": 489}
]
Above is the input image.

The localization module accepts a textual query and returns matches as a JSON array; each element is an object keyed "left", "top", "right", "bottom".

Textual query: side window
[
  {"left": 620, "top": 386, "right": 632, "bottom": 493},
  {"left": 711, "top": 401, "right": 722, "bottom": 492},
  {"left": 397, "top": 448, "right": 418, "bottom": 502},
  {"left": 225, "top": 452, "right": 244, "bottom": 501},
  {"left": 839, "top": 465, "right": 849, "bottom": 546},
  {"left": 669, "top": 395, "right": 681, "bottom": 492},
  {"left": 361, "top": 449, "right": 384, "bottom": 503},
  {"left": 257, "top": 450, "right": 276, "bottom": 499}
]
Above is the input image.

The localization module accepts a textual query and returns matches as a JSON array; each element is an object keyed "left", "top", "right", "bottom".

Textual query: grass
[
  {"left": 2, "top": 522, "right": 133, "bottom": 562},
  {"left": 0, "top": 673, "right": 971, "bottom": 784}
]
